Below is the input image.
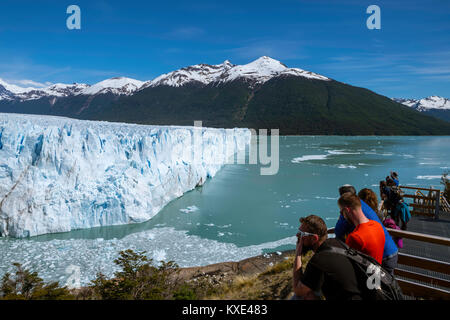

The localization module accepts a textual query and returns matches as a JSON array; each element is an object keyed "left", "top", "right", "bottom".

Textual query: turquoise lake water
[{"left": 1, "top": 136, "right": 449, "bottom": 285}]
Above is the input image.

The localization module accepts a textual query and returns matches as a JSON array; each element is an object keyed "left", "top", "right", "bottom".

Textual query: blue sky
[{"left": 0, "top": 0, "right": 449, "bottom": 98}]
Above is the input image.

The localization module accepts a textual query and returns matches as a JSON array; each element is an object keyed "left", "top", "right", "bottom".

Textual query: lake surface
[{"left": 1, "top": 136, "right": 449, "bottom": 285}]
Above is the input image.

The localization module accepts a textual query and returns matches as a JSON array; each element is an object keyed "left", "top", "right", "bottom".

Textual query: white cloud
[{"left": 8, "top": 79, "right": 50, "bottom": 88}]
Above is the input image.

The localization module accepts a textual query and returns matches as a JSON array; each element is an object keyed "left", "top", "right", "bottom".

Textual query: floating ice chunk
[
  {"left": 315, "top": 196, "right": 338, "bottom": 200},
  {"left": 179, "top": 206, "right": 199, "bottom": 214},
  {"left": 291, "top": 155, "right": 328, "bottom": 163},
  {"left": 416, "top": 175, "right": 441, "bottom": 180},
  {"left": 291, "top": 198, "right": 308, "bottom": 203},
  {"left": 338, "top": 164, "right": 357, "bottom": 169},
  {"left": 217, "top": 224, "right": 232, "bottom": 228},
  {"left": 327, "top": 150, "right": 360, "bottom": 155}
]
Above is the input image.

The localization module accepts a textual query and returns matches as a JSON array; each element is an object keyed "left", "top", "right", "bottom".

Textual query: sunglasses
[{"left": 297, "top": 230, "right": 317, "bottom": 238}]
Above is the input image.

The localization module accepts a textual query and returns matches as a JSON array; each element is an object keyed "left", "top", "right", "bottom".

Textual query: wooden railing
[
  {"left": 441, "top": 193, "right": 450, "bottom": 213},
  {"left": 326, "top": 227, "right": 450, "bottom": 299},
  {"left": 399, "top": 185, "right": 441, "bottom": 219}
]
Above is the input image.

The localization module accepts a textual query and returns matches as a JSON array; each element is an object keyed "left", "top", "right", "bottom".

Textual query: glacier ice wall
[{"left": 0, "top": 113, "right": 251, "bottom": 237}]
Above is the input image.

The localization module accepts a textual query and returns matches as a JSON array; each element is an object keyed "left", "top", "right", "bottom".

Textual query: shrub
[
  {"left": 172, "top": 283, "right": 198, "bottom": 300},
  {"left": 0, "top": 263, "right": 73, "bottom": 300},
  {"left": 90, "top": 249, "right": 179, "bottom": 300},
  {"left": 0, "top": 249, "right": 225, "bottom": 300}
]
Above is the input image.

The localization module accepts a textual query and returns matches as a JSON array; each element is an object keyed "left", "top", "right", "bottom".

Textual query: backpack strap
[
  {"left": 322, "top": 239, "right": 382, "bottom": 268},
  {"left": 321, "top": 241, "right": 404, "bottom": 300}
]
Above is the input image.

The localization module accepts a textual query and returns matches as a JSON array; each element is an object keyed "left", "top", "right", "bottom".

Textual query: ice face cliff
[{"left": 0, "top": 113, "right": 251, "bottom": 237}]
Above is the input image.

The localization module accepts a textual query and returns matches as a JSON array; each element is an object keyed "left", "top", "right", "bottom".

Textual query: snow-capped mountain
[
  {"left": 219, "top": 56, "right": 329, "bottom": 84},
  {"left": 14, "top": 83, "right": 90, "bottom": 101},
  {"left": 147, "top": 60, "right": 235, "bottom": 88},
  {"left": 0, "top": 78, "right": 37, "bottom": 95},
  {"left": 393, "top": 96, "right": 450, "bottom": 123},
  {"left": 143, "top": 56, "right": 329, "bottom": 88},
  {"left": 0, "top": 84, "right": 14, "bottom": 101},
  {"left": 0, "top": 57, "right": 329, "bottom": 102},
  {"left": 42, "top": 83, "right": 90, "bottom": 97},
  {"left": 1, "top": 57, "right": 450, "bottom": 135},
  {"left": 80, "top": 77, "right": 145, "bottom": 95},
  {"left": 393, "top": 96, "right": 450, "bottom": 111},
  {"left": 0, "top": 77, "right": 143, "bottom": 101}
]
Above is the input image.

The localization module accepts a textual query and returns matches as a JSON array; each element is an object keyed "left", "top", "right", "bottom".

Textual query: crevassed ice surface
[{"left": 0, "top": 113, "right": 251, "bottom": 237}]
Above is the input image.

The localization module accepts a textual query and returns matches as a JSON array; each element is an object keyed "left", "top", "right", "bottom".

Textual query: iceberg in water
[{"left": 0, "top": 113, "right": 251, "bottom": 237}]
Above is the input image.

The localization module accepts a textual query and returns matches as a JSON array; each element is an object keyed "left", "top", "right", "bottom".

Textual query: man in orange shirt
[{"left": 338, "top": 193, "right": 385, "bottom": 264}]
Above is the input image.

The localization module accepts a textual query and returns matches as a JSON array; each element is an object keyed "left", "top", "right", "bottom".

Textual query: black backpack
[
  {"left": 389, "top": 185, "right": 404, "bottom": 204},
  {"left": 325, "top": 240, "right": 404, "bottom": 300}
]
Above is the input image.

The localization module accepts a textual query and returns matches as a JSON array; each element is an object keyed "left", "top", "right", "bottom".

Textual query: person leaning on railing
[
  {"left": 358, "top": 188, "right": 404, "bottom": 249},
  {"left": 334, "top": 184, "right": 399, "bottom": 276},
  {"left": 338, "top": 193, "right": 385, "bottom": 264}
]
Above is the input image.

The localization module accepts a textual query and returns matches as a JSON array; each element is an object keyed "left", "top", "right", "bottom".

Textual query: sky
[{"left": 0, "top": 0, "right": 449, "bottom": 99}]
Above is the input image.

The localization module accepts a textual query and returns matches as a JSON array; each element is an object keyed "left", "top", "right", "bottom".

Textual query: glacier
[{"left": 0, "top": 113, "right": 251, "bottom": 237}]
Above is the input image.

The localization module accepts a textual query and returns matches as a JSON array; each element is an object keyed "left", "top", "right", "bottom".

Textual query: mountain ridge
[
  {"left": 393, "top": 96, "right": 450, "bottom": 122},
  {"left": 1, "top": 57, "right": 450, "bottom": 135},
  {"left": 0, "top": 56, "right": 329, "bottom": 101}
]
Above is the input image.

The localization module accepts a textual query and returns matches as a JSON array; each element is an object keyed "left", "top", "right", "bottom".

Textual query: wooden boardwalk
[
  {"left": 327, "top": 187, "right": 450, "bottom": 299},
  {"left": 400, "top": 213, "right": 450, "bottom": 262},
  {"left": 395, "top": 210, "right": 450, "bottom": 297}
]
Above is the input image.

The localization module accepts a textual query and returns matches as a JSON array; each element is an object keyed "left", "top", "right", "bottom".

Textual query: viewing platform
[
  {"left": 393, "top": 185, "right": 450, "bottom": 299},
  {"left": 328, "top": 184, "right": 450, "bottom": 299}
]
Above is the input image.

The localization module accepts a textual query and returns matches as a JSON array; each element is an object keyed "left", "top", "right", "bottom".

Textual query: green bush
[
  {"left": 0, "top": 263, "right": 73, "bottom": 300},
  {"left": 172, "top": 283, "right": 198, "bottom": 300},
  {"left": 0, "top": 249, "right": 222, "bottom": 300},
  {"left": 90, "top": 249, "right": 180, "bottom": 300}
]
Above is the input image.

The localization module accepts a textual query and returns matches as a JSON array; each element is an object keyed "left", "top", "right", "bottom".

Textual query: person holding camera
[{"left": 292, "top": 215, "right": 362, "bottom": 300}]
